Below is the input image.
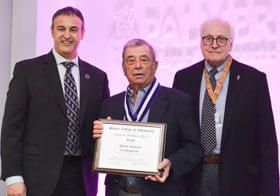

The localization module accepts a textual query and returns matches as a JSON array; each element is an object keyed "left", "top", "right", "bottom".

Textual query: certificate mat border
[{"left": 92, "top": 119, "right": 167, "bottom": 176}]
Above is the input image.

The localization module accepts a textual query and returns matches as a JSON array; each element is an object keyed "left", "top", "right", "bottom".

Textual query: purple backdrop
[{"left": 35, "top": 0, "right": 280, "bottom": 195}]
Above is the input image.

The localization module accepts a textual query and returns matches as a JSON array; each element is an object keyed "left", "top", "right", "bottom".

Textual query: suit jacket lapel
[
  {"left": 114, "top": 93, "right": 126, "bottom": 119},
  {"left": 79, "top": 59, "right": 90, "bottom": 126},
  {"left": 148, "top": 88, "right": 168, "bottom": 123},
  {"left": 104, "top": 92, "right": 125, "bottom": 120},
  {"left": 43, "top": 51, "right": 66, "bottom": 115},
  {"left": 191, "top": 62, "right": 204, "bottom": 126},
  {"left": 221, "top": 59, "right": 243, "bottom": 149}
]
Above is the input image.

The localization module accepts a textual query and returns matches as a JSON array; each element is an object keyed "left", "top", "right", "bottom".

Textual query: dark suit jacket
[
  {"left": 99, "top": 86, "right": 203, "bottom": 196},
  {"left": 173, "top": 59, "right": 279, "bottom": 196},
  {"left": 1, "top": 51, "right": 109, "bottom": 195}
]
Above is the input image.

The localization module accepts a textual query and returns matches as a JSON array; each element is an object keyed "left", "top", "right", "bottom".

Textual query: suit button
[{"left": 114, "top": 179, "right": 119, "bottom": 183}]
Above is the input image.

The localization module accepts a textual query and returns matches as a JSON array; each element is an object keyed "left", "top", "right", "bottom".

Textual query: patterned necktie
[
  {"left": 201, "top": 68, "right": 218, "bottom": 153},
  {"left": 63, "top": 61, "right": 80, "bottom": 155}
]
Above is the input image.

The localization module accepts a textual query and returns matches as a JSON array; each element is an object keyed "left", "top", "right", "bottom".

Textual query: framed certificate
[{"left": 93, "top": 119, "right": 167, "bottom": 176}]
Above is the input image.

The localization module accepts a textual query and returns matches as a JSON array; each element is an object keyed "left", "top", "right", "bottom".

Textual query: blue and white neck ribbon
[{"left": 124, "top": 78, "right": 160, "bottom": 122}]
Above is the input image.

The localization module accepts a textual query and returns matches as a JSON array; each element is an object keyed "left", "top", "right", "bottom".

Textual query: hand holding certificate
[{"left": 92, "top": 119, "right": 166, "bottom": 176}]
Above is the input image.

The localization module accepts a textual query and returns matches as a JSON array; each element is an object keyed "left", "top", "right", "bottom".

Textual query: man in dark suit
[
  {"left": 173, "top": 18, "right": 279, "bottom": 196},
  {"left": 1, "top": 7, "right": 109, "bottom": 196},
  {"left": 93, "top": 38, "right": 203, "bottom": 196}
]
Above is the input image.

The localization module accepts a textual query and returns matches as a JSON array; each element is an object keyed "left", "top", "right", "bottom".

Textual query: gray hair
[{"left": 122, "top": 39, "right": 156, "bottom": 65}]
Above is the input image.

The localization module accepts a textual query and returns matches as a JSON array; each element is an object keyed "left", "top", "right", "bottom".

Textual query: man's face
[
  {"left": 123, "top": 45, "right": 158, "bottom": 90},
  {"left": 200, "top": 21, "right": 233, "bottom": 67},
  {"left": 51, "top": 14, "right": 84, "bottom": 60}
]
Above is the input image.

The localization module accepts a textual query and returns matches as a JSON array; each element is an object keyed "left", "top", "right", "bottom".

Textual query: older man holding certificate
[{"left": 93, "top": 38, "right": 203, "bottom": 196}]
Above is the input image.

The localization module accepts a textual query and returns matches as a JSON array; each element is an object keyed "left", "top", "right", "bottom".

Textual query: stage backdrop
[{"left": 11, "top": 0, "right": 280, "bottom": 195}]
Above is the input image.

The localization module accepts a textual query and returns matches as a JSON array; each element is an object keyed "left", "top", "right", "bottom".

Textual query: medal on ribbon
[{"left": 124, "top": 78, "right": 160, "bottom": 122}]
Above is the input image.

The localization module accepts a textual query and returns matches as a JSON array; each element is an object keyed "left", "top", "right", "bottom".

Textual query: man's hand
[
  {"left": 7, "top": 182, "right": 26, "bottom": 196},
  {"left": 92, "top": 116, "right": 111, "bottom": 139},
  {"left": 145, "top": 158, "right": 172, "bottom": 183}
]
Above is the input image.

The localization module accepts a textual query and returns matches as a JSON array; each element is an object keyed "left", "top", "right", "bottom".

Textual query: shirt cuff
[{"left": 6, "top": 176, "right": 24, "bottom": 186}]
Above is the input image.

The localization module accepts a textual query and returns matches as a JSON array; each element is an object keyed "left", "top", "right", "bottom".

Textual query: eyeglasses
[
  {"left": 202, "top": 36, "right": 231, "bottom": 47},
  {"left": 126, "top": 56, "right": 151, "bottom": 65}
]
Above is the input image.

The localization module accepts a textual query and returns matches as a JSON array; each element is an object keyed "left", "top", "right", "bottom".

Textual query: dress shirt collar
[
  {"left": 52, "top": 48, "right": 79, "bottom": 67},
  {"left": 204, "top": 57, "right": 229, "bottom": 74},
  {"left": 126, "top": 84, "right": 151, "bottom": 100}
]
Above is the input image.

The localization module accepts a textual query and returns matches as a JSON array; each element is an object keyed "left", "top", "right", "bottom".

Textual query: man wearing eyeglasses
[{"left": 173, "top": 18, "right": 279, "bottom": 196}]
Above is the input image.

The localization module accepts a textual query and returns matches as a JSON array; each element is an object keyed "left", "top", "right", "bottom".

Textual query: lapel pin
[
  {"left": 85, "top": 74, "right": 90, "bottom": 80},
  {"left": 237, "top": 75, "right": 240, "bottom": 80}
]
